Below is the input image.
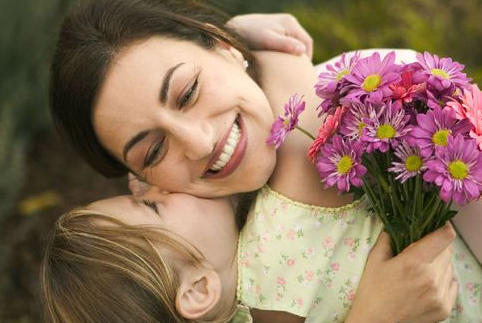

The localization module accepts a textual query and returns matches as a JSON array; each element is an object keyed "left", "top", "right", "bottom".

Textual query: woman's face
[{"left": 94, "top": 36, "right": 276, "bottom": 197}]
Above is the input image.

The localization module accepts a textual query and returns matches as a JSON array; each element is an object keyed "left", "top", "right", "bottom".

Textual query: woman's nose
[{"left": 171, "top": 121, "right": 214, "bottom": 161}]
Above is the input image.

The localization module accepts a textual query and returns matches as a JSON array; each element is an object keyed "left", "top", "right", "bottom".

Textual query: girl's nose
[{"left": 171, "top": 121, "right": 214, "bottom": 161}]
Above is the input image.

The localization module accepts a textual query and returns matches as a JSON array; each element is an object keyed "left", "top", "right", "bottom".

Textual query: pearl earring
[{"left": 242, "top": 60, "right": 249, "bottom": 69}]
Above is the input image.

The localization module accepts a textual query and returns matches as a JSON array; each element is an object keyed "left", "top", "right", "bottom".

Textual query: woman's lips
[{"left": 203, "top": 115, "right": 247, "bottom": 179}]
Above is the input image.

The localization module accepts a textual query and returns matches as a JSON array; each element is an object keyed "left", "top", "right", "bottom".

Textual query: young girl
[{"left": 41, "top": 190, "right": 480, "bottom": 323}]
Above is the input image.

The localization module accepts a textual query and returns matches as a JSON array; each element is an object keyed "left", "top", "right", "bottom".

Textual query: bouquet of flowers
[{"left": 268, "top": 51, "right": 482, "bottom": 254}]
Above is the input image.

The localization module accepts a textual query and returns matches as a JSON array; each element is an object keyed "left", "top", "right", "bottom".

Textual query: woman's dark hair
[{"left": 50, "top": 0, "right": 258, "bottom": 177}]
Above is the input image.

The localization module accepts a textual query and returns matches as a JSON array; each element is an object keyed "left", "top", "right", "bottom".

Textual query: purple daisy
[
  {"left": 316, "top": 135, "right": 367, "bottom": 193},
  {"left": 409, "top": 106, "right": 472, "bottom": 158},
  {"left": 316, "top": 51, "right": 360, "bottom": 98},
  {"left": 388, "top": 141, "right": 427, "bottom": 183},
  {"left": 267, "top": 94, "right": 305, "bottom": 149},
  {"left": 361, "top": 101, "right": 412, "bottom": 153},
  {"left": 425, "top": 88, "right": 457, "bottom": 110},
  {"left": 339, "top": 102, "right": 374, "bottom": 140},
  {"left": 423, "top": 134, "right": 482, "bottom": 205},
  {"left": 343, "top": 51, "right": 401, "bottom": 104},
  {"left": 416, "top": 51, "right": 471, "bottom": 93}
]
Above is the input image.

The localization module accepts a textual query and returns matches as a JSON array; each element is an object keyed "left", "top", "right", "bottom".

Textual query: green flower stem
[
  {"left": 402, "top": 180, "right": 410, "bottom": 203},
  {"left": 295, "top": 126, "right": 315, "bottom": 140},
  {"left": 419, "top": 197, "right": 443, "bottom": 234},
  {"left": 361, "top": 155, "right": 459, "bottom": 254},
  {"left": 362, "top": 181, "right": 386, "bottom": 223},
  {"left": 374, "top": 159, "right": 391, "bottom": 192}
]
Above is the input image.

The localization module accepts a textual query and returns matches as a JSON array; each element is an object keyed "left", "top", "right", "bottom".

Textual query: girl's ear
[{"left": 175, "top": 266, "right": 222, "bottom": 320}]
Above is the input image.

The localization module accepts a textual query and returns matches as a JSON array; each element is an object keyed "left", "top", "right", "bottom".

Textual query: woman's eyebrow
[
  {"left": 159, "top": 62, "right": 185, "bottom": 104},
  {"left": 123, "top": 130, "right": 150, "bottom": 162},
  {"left": 123, "top": 62, "right": 186, "bottom": 163}
]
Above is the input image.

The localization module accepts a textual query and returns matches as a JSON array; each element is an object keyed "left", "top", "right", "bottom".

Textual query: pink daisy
[
  {"left": 446, "top": 84, "right": 482, "bottom": 150},
  {"left": 316, "top": 135, "right": 367, "bottom": 193},
  {"left": 343, "top": 51, "right": 401, "bottom": 104},
  {"left": 267, "top": 94, "right": 305, "bottom": 149},
  {"left": 424, "top": 134, "right": 482, "bottom": 205},
  {"left": 416, "top": 51, "right": 471, "bottom": 92},
  {"left": 361, "top": 101, "right": 412, "bottom": 153}
]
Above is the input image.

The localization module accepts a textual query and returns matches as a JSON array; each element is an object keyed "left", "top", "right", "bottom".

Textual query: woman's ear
[
  {"left": 175, "top": 265, "right": 222, "bottom": 320},
  {"left": 213, "top": 40, "right": 245, "bottom": 68},
  {"left": 203, "top": 23, "right": 246, "bottom": 68}
]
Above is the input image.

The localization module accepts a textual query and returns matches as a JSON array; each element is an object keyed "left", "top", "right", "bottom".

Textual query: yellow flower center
[
  {"left": 405, "top": 155, "right": 423, "bottom": 172},
  {"left": 358, "top": 122, "right": 366, "bottom": 136},
  {"left": 431, "top": 68, "right": 450, "bottom": 79},
  {"left": 448, "top": 160, "right": 469, "bottom": 180},
  {"left": 283, "top": 118, "right": 290, "bottom": 126},
  {"left": 337, "top": 156, "right": 354, "bottom": 174},
  {"left": 432, "top": 129, "right": 450, "bottom": 147},
  {"left": 362, "top": 74, "right": 382, "bottom": 92},
  {"left": 376, "top": 124, "right": 396, "bottom": 139},
  {"left": 336, "top": 69, "right": 350, "bottom": 81}
]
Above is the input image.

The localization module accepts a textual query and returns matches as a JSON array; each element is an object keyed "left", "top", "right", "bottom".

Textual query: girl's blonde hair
[{"left": 40, "top": 207, "right": 237, "bottom": 323}]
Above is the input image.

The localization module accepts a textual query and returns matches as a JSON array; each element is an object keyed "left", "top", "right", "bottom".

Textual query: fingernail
[{"left": 294, "top": 43, "right": 306, "bottom": 53}]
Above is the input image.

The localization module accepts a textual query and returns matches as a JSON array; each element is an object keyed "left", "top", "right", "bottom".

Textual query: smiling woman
[
  {"left": 92, "top": 36, "right": 275, "bottom": 197},
  {"left": 50, "top": 0, "right": 275, "bottom": 198}
]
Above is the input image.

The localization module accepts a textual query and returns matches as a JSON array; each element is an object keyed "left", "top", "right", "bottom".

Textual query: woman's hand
[
  {"left": 226, "top": 13, "right": 313, "bottom": 59},
  {"left": 345, "top": 224, "right": 458, "bottom": 323}
]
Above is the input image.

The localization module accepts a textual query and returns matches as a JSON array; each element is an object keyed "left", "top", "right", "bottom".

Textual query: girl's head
[
  {"left": 41, "top": 194, "right": 239, "bottom": 323},
  {"left": 50, "top": 0, "right": 276, "bottom": 198}
]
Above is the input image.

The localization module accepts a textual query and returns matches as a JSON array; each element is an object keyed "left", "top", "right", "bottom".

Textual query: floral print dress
[{"left": 235, "top": 186, "right": 482, "bottom": 323}]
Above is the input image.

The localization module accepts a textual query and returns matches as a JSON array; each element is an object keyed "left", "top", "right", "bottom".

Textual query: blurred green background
[{"left": 1, "top": 0, "right": 481, "bottom": 321}]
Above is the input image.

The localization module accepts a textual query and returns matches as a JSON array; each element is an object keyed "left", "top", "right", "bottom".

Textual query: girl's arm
[
  {"left": 227, "top": 13, "right": 313, "bottom": 59},
  {"left": 254, "top": 50, "right": 346, "bottom": 207}
]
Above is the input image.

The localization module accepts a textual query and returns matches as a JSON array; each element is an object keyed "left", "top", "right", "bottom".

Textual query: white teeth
[{"left": 210, "top": 121, "right": 240, "bottom": 172}]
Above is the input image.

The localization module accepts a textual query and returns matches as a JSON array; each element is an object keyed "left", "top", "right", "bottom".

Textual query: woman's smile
[{"left": 204, "top": 115, "right": 247, "bottom": 178}]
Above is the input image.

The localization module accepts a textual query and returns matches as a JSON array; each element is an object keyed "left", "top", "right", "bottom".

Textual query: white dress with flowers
[{"left": 236, "top": 186, "right": 482, "bottom": 323}]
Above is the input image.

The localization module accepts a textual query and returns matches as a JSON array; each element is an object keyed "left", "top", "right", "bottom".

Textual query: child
[{"left": 41, "top": 188, "right": 481, "bottom": 323}]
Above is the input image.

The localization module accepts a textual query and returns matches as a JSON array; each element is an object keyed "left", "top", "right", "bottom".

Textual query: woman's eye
[
  {"left": 179, "top": 76, "right": 199, "bottom": 108},
  {"left": 143, "top": 139, "right": 165, "bottom": 167}
]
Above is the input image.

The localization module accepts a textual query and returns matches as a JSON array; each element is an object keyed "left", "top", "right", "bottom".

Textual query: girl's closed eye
[{"left": 143, "top": 200, "right": 159, "bottom": 215}]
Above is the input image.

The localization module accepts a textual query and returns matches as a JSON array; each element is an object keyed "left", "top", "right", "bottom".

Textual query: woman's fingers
[{"left": 401, "top": 223, "right": 456, "bottom": 263}]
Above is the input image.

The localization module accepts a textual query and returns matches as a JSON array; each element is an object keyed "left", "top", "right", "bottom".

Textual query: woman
[{"left": 49, "top": 0, "right": 460, "bottom": 322}]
